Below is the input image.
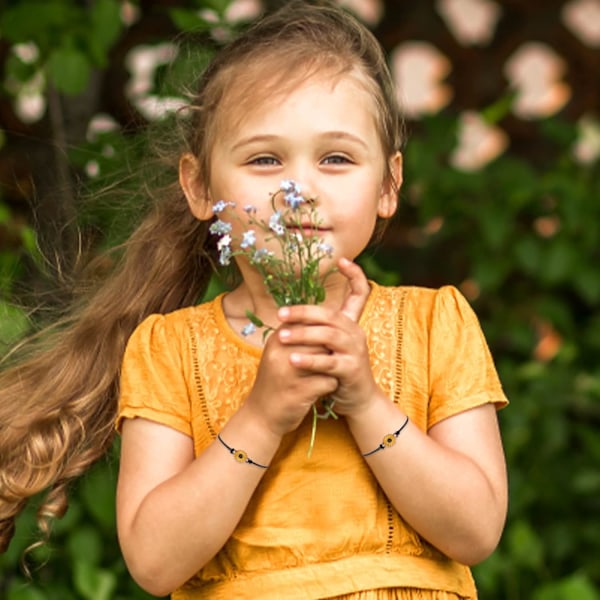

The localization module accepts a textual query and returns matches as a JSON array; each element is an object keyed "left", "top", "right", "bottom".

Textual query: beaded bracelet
[
  {"left": 217, "top": 434, "right": 270, "bottom": 469},
  {"left": 361, "top": 416, "right": 410, "bottom": 457}
]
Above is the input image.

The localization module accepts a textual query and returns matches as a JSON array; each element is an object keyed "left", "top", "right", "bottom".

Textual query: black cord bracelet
[
  {"left": 362, "top": 416, "right": 410, "bottom": 457},
  {"left": 217, "top": 434, "right": 270, "bottom": 469}
]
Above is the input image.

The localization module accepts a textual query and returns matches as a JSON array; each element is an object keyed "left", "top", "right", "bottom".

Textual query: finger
[
  {"left": 338, "top": 258, "right": 370, "bottom": 322},
  {"left": 277, "top": 304, "right": 333, "bottom": 325},
  {"left": 279, "top": 325, "right": 353, "bottom": 355},
  {"left": 289, "top": 351, "right": 339, "bottom": 373}
]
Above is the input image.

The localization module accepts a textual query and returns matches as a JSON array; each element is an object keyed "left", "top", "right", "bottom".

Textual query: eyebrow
[{"left": 230, "top": 131, "right": 370, "bottom": 152}]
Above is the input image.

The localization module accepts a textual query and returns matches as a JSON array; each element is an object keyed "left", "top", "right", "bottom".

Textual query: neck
[{"left": 222, "top": 269, "right": 356, "bottom": 343}]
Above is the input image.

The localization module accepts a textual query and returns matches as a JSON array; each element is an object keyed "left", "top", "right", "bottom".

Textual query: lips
[{"left": 285, "top": 223, "right": 330, "bottom": 233}]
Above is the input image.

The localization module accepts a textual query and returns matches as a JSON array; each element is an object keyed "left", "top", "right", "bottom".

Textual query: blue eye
[
  {"left": 250, "top": 156, "right": 279, "bottom": 165},
  {"left": 323, "top": 155, "right": 351, "bottom": 165}
]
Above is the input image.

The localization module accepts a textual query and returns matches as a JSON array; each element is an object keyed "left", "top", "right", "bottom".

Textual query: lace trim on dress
[
  {"left": 187, "top": 314, "right": 216, "bottom": 439},
  {"left": 393, "top": 289, "right": 408, "bottom": 405}
]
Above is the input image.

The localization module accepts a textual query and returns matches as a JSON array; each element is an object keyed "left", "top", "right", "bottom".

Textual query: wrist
[
  {"left": 345, "top": 391, "right": 408, "bottom": 454},
  {"left": 224, "top": 403, "right": 283, "bottom": 463},
  {"left": 344, "top": 387, "right": 390, "bottom": 429}
]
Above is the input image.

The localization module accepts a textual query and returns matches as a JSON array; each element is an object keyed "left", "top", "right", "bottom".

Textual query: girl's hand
[
  {"left": 276, "top": 258, "right": 379, "bottom": 416},
  {"left": 243, "top": 326, "right": 338, "bottom": 437}
]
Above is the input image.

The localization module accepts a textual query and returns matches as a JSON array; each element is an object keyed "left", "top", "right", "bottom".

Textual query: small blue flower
[
  {"left": 240, "top": 230, "right": 256, "bottom": 249},
  {"left": 219, "top": 247, "right": 232, "bottom": 266},
  {"left": 286, "top": 237, "right": 300, "bottom": 253},
  {"left": 284, "top": 192, "right": 304, "bottom": 210},
  {"left": 217, "top": 234, "right": 232, "bottom": 250},
  {"left": 217, "top": 234, "right": 232, "bottom": 266},
  {"left": 280, "top": 179, "right": 301, "bottom": 195},
  {"left": 252, "top": 248, "right": 273, "bottom": 264},
  {"left": 212, "top": 200, "right": 235, "bottom": 214},
  {"left": 209, "top": 220, "right": 232, "bottom": 236},
  {"left": 243, "top": 204, "right": 257, "bottom": 214},
  {"left": 317, "top": 242, "right": 334, "bottom": 257},
  {"left": 269, "top": 211, "right": 285, "bottom": 236},
  {"left": 241, "top": 322, "right": 257, "bottom": 337}
]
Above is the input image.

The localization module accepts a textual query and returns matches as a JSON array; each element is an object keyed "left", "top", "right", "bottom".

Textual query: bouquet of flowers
[{"left": 209, "top": 180, "right": 337, "bottom": 455}]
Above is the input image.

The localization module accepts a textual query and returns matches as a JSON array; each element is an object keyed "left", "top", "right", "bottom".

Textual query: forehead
[{"left": 213, "top": 63, "right": 381, "bottom": 141}]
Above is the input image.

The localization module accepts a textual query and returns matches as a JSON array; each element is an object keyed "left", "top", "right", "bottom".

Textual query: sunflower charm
[
  {"left": 234, "top": 450, "right": 248, "bottom": 463},
  {"left": 383, "top": 434, "right": 396, "bottom": 447}
]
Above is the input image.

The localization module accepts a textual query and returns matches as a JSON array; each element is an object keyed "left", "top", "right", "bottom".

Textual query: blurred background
[{"left": 0, "top": 0, "right": 599, "bottom": 598}]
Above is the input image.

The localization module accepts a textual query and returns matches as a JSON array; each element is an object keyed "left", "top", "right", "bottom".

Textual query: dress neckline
[{"left": 211, "top": 281, "right": 378, "bottom": 358}]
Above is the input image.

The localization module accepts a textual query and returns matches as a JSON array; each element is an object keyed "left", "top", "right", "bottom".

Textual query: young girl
[{"left": 0, "top": 2, "right": 508, "bottom": 599}]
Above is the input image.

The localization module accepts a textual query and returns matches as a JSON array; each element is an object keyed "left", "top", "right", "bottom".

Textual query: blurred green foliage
[
  {"left": 0, "top": 0, "right": 122, "bottom": 95},
  {"left": 392, "top": 113, "right": 600, "bottom": 599},
  {"left": 1, "top": 0, "right": 599, "bottom": 599}
]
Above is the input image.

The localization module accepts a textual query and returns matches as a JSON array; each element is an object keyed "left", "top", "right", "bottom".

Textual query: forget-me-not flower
[
  {"left": 252, "top": 248, "right": 273, "bottom": 264},
  {"left": 209, "top": 220, "right": 232, "bottom": 236},
  {"left": 269, "top": 211, "right": 285, "bottom": 236},
  {"left": 212, "top": 200, "right": 235, "bottom": 214},
  {"left": 217, "top": 234, "right": 232, "bottom": 266},
  {"left": 280, "top": 179, "right": 301, "bottom": 194},
  {"left": 240, "top": 230, "right": 256, "bottom": 249},
  {"left": 317, "top": 242, "right": 334, "bottom": 257}
]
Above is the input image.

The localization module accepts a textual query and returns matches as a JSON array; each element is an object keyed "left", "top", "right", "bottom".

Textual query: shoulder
[
  {"left": 126, "top": 295, "right": 223, "bottom": 354},
  {"left": 369, "top": 282, "right": 472, "bottom": 321}
]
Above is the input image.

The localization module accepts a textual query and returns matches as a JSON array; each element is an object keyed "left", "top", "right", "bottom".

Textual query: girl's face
[{"left": 184, "top": 70, "right": 401, "bottom": 274}]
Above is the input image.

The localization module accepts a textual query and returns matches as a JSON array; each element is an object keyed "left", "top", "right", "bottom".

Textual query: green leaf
[
  {"left": 481, "top": 92, "right": 516, "bottom": 124},
  {"left": 245, "top": 310, "right": 264, "bottom": 328},
  {"left": 6, "top": 580, "right": 46, "bottom": 600},
  {"left": 204, "top": 0, "right": 232, "bottom": 17},
  {"left": 0, "top": 202, "right": 10, "bottom": 223},
  {"left": 4, "top": 53, "right": 38, "bottom": 84},
  {"left": 46, "top": 46, "right": 91, "bottom": 95},
  {"left": 169, "top": 8, "right": 213, "bottom": 32},
  {"left": 0, "top": 1, "right": 78, "bottom": 44},
  {"left": 0, "top": 300, "right": 30, "bottom": 351},
  {"left": 91, "top": 0, "right": 122, "bottom": 48},
  {"left": 540, "top": 239, "right": 576, "bottom": 285},
  {"left": 80, "top": 462, "right": 117, "bottom": 530},
  {"left": 20, "top": 226, "right": 39, "bottom": 257},
  {"left": 533, "top": 573, "right": 600, "bottom": 600},
  {"left": 73, "top": 560, "right": 117, "bottom": 600},
  {"left": 506, "top": 519, "right": 545, "bottom": 571},
  {"left": 67, "top": 526, "right": 103, "bottom": 566},
  {"left": 573, "top": 265, "right": 600, "bottom": 305},
  {"left": 514, "top": 236, "right": 542, "bottom": 275},
  {"left": 87, "top": 0, "right": 122, "bottom": 66}
]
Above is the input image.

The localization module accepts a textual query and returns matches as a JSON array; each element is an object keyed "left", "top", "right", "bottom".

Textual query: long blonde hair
[{"left": 0, "top": 0, "right": 403, "bottom": 555}]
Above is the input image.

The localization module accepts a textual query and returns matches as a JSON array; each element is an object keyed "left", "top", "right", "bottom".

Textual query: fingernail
[
  {"left": 278, "top": 307, "right": 290, "bottom": 319},
  {"left": 279, "top": 329, "right": 290, "bottom": 340}
]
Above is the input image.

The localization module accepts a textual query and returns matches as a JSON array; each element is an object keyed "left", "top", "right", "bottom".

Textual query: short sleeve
[
  {"left": 428, "top": 285, "right": 508, "bottom": 428},
  {"left": 116, "top": 313, "right": 192, "bottom": 436}
]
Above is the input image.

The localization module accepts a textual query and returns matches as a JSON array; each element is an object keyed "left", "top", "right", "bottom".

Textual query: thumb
[{"left": 338, "top": 258, "right": 370, "bottom": 322}]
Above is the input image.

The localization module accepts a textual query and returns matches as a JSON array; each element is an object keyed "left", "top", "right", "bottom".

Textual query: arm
[
  {"left": 278, "top": 258, "right": 508, "bottom": 565},
  {"left": 117, "top": 323, "right": 337, "bottom": 596},
  {"left": 346, "top": 398, "right": 507, "bottom": 565},
  {"left": 116, "top": 407, "right": 280, "bottom": 597}
]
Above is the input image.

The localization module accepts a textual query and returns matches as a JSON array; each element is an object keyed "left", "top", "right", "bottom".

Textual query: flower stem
[{"left": 308, "top": 405, "right": 319, "bottom": 459}]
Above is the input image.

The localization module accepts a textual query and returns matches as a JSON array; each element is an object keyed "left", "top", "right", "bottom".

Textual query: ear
[
  {"left": 377, "top": 152, "right": 403, "bottom": 219},
  {"left": 179, "top": 153, "right": 213, "bottom": 221}
]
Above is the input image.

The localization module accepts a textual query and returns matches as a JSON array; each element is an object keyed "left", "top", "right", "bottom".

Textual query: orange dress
[{"left": 118, "top": 283, "right": 508, "bottom": 600}]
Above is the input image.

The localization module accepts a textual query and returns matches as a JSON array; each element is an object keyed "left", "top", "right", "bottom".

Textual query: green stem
[{"left": 308, "top": 404, "right": 318, "bottom": 458}]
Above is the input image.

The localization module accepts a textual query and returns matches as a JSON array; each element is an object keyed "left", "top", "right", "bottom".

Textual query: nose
[
  {"left": 285, "top": 161, "right": 321, "bottom": 203},
  {"left": 278, "top": 178, "right": 317, "bottom": 209}
]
